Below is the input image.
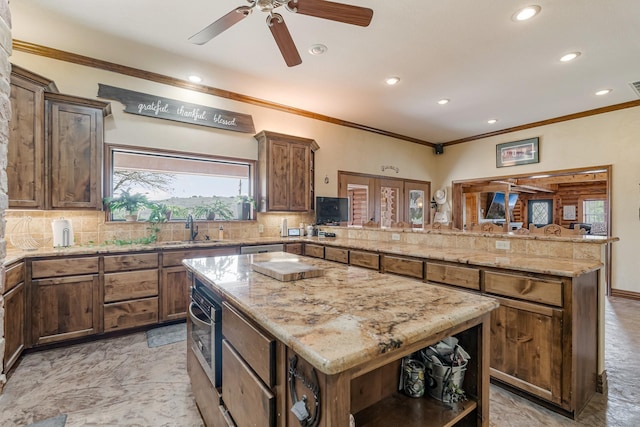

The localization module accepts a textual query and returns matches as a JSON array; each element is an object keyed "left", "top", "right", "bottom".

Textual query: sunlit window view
[{"left": 106, "top": 146, "right": 254, "bottom": 222}]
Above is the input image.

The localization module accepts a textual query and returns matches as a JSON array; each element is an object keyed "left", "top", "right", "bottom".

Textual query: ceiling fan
[{"left": 189, "top": 0, "right": 374, "bottom": 67}]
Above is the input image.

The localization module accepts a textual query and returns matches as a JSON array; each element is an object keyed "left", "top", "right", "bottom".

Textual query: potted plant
[
  {"left": 236, "top": 195, "right": 256, "bottom": 220},
  {"left": 193, "top": 198, "right": 234, "bottom": 221},
  {"left": 103, "top": 190, "right": 150, "bottom": 222}
]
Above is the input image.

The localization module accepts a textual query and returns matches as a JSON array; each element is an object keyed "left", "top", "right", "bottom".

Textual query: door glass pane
[
  {"left": 528, "top": 200, "right": 552, "bottom": 226},
  {"left": 347, "top": 184, "right": 368, "bottom": 226},
  {"left": 409, "top": 190, "right": 425, "bottom": 228},
  {"left": 380, "top": 186, "right": 400, "bottom": 227}
]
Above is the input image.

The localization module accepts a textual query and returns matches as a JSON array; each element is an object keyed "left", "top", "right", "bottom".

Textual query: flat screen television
[{"left": 315, "top": 197, "right": 349, "bottom": 225}]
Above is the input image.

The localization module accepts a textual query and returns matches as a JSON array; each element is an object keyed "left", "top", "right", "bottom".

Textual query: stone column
[{"left": 0, "top": 0, "right": 11, "bottom": 394}]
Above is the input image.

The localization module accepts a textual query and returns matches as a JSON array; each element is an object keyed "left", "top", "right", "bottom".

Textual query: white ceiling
[{"left": 10, "top": 0, "right": 640, "bottom": 144}]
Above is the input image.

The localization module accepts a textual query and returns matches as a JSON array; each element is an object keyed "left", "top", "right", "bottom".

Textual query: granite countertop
[
  {"left": 4, "top": 234, "right": 604, "bottom": 277},
  {"left": 183, "top": 252, "right": 499, "bottom": 375}
]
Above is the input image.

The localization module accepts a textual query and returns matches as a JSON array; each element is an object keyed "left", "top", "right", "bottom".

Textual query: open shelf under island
[{"left": 183, "top": 252, "right": 499, "bottom": 427}]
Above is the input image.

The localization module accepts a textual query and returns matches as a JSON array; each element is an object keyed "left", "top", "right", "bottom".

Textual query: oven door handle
[{"left": 189, "top": 302, "right": 213, "bottom": 329}]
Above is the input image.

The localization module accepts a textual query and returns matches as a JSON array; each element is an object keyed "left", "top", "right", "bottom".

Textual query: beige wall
[{"left": 434, "top": 106, "right": 640, "bottom": 293}]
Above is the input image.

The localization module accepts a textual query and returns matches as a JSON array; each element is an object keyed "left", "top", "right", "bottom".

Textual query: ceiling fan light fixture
[
  {"left": 308, "top": 44, "right": 327, "bottom": 56},
  {"left": 488, "top": 119, "right": 498, "bottom": 124},
  {"left": 560, "top": 52, "right": 581, "bottom": 62},
  {"left": 513, "top": 5, "right": 541, "bottom": 21},
  {"left": 595, "top": 89, "right": 612, "bottom": 96},
  {"left": 438, "top": 99, "right": 450, "bottom": 105},
  {"left": 385, "top": 76, "right": 401, "bottom": 86}
]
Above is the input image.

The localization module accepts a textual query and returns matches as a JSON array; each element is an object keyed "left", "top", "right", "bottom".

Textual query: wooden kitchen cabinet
[
  {"left": 222, "top": 303, "right": 277, "bottom": 427},
  {"left": 3, "top": 262, "right": 26, "bottom": 374},
  {"left": 103, "top": 252, "right": 159, "bottom": 331},
  {"left": 160, "top": 247, "right": 239, "bottom": 321},
  {"left": 284, "top": 242, "right": 303, "bottom": 255},
  {"left": 7, "top": 65, "right": 56, "bottom": 208},
  {"left": 485, "top": 269, "right": 598, "bottom": 417},
  {"left": 8, "top": 65, "right": 110, "bottom": 210},
  {"left": 46, "top": 93, "right": 110, "bottom": 209},
  {"left": 381, "top": 254, "right": 424, "bottom": 279},
  {"left": 304, "top": 243, "right": 325, "bottom": 259},
  {"left": 255, "top": 130, "right": 319, "bottom": 212}
]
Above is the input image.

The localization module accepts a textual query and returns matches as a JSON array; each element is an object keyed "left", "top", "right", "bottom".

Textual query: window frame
[{"left": 103, "top": 144, "right": 257, "bottom": 222}]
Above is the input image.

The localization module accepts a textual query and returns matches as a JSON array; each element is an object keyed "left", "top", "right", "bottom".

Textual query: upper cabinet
[
  {"left": 8, "top": 65, "right": 111, "bottom": 210},
  {"left": 46, "top": 93, "right": 110, "bottom": 209},
  {"left": 7, "top": 65, "right": 56, "bottom": 208},
  {"left": 255, "top": 130, "right": 319, "bottom": 212}
]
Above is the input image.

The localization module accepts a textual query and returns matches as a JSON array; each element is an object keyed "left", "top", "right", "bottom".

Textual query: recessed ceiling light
[
  {"left": 385, "top": 76, "right": 401, "bottom": 86},
  {"left": 595, "top": 89, "right": 612, "bottom": 96},
  {"left": 308, "top": 44, "right": 328, "bottom": 56},
  {"left": 488, "top": 119, "right": 498, "bottom": 124},
  {"left": 438, "top": 99, "right": 450, "bottom": 105},
  {"left": 188, "top": 75, "right": 202, "bottom": 83},
  {"left": 513, "top": 5, "right": 541, "bottom": 21},
  {"left": 560, "top": 52, "right": 581, "bottom": 62}
]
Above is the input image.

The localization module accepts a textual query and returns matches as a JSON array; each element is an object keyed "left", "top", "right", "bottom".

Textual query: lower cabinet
[
  {"left": 31, "top": 273, "right": 101, "bottom": 346},
  {"left": 222, "top": 302, "right": 276, "bottom": 427},
  {"left": 3, "top": 281, "right": 25, "bottom": 373},
  {"left": 103, "top": 253, "right": 159, "bottom": 331},
  {"left": 160, "top": 247, "right": 240, "bottom": 322},
  {"left": 284, "top": 243, "right": 303, "bottom": 255}
]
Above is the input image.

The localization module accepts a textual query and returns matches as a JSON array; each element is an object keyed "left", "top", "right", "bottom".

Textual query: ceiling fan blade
[
  {"left": 188, "top": 7, "right": 252, "bottom": 45},
  {"left": 268, "top": 14, "right": 302, "bottom": 67},
  {"left": 287, "top": 0, "right": 373, "bottom": 27}
]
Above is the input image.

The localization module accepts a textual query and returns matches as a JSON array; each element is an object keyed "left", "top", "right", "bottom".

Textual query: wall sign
[
  {"left": 97, "top": 84, "right": 255, "bottom": 133},
  {"left": 496, "top": 137, "right": 539, "bottom": 168}
]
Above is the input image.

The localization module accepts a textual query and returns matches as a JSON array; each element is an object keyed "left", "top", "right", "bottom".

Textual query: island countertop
[{"left": 183, "top": 251, "right": 499, "bottom": 375}]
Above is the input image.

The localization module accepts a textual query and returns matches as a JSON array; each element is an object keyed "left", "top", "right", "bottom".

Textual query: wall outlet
[
  {"left": 258, "top": 224, "right": 264, "bottom": 233},
  {"left": 391, "top": 233, "right": 401, "bottom": 241},
  {"left": 495, "top": 240, "right": 510, "bottom": 250}
]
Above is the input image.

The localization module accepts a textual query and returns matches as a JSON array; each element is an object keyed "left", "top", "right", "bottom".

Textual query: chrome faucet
[{"left": 185, "top": 214, "right": 198, "bottom": 241}]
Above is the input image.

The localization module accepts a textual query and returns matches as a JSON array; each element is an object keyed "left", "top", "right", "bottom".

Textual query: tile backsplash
[{"left": 5, "top": 210, "right": 315, "bottom": 250}]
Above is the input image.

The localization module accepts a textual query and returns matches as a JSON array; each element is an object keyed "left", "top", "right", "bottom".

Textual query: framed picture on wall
[{"left": 496, "top": 137, "right": 539, "bottom": 168}]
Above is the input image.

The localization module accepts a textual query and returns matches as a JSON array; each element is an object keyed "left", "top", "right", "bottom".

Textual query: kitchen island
[{"left": 183, "top": 252, "right": 499, "bottom": 427}]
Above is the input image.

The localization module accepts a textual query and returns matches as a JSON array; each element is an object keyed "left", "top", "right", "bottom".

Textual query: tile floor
[{"left": 1, "top": 297, "right": 639, "bottom": 426}]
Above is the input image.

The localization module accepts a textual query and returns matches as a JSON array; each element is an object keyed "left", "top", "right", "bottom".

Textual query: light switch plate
[
  {"left": 392, "top": 233, "right": 401, "bottom": 241},
  {"left": 258, "top": 224, "right": 264, "bottom": 233},
  {"left": 496, "top": 240, "right": 510, "bottom": 250}
]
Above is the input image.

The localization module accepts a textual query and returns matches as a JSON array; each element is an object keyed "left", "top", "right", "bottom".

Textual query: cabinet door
[
  {"left": 3, "top": 282, "right": 25, "bottom": 373},
  {"left": 48, "top": 101, "right": 103, "bottom": 209},
  {"left": 31, "top": 274, "right": 101, "bottom": 346},
  {"left": 8, "top": 76, "right": 46, "bottom": 208},
  {"left": 161, "top": 266, "right": 189, "bottom": 322},
  {"left": 490, "top": 296, "right": 563, "bottom": 405},
  {"left": 288, "top": 142, "right": 310, "bottom": 211},
  {"left": 268, "top": 140, "right": 290, "bottom": 211}
]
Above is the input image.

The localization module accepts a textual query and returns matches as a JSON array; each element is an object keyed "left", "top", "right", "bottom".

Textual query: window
[
  {"left": 105, "top": 145, "right": 255, "bottom": 221},
  {"left": 528, "top": 199, "right": 553, "bottom": 226},
  {"left": 582, "top": 198, "right": 607, "bottom": 235}
]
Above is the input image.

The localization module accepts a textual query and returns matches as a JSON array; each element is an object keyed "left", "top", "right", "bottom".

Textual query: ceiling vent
[{"left": 630, "top": 81, "right": 640, "bottom": 98}]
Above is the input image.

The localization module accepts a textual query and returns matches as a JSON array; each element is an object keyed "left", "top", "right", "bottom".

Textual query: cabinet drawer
[
  {"left": 104, "top": 269, "right": 159, "bottom": 303},
  {"left": 484, "top": 271, "right": 563, "bottom": 307},
  {"left": 350, "top": 250, "right": 379, "bottom": 270},
  {"left": 325, "top": 246, "right": 349, "bottom": 264},
  {"left": 222, "top": 302, "right": 276, "bottom": 387},
  {"left": 162, "top": 247, "right": 239, "bottom": 267},
  {"left": 304, "top": 243, "right": 325, "bottom": 259},
  {"left": 285, "top": 243, "right": 303, "bottom": 255},
  {"left": 382, "top": 255, "right": 423, "bottom": 279},
  {"left": 104, "top": 297, "right": 159, "bottom": 331},
  {"left": 31, "top": 256, "right": 99, "bottom": 278},
  {"left": 104, "top": 252, "right": 159, "bottom": 272},
  {"left": 426, "top": 263, "right": 480, "bottom": 290},
  {"left": 222, "top": 339, "right": 276, "bottom": 427},
  {"left": 4, "top": 262, "right": 25, "bottom": 294}
]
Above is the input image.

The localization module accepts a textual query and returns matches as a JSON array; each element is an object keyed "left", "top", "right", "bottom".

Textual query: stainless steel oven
[{"left": 189, "top": 278, "right": 222, "bottom": 388}]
